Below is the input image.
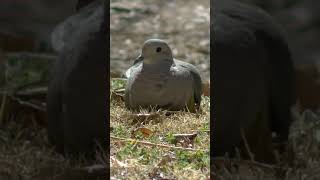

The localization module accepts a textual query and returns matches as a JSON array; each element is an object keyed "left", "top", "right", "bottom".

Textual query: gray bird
[{"left": 124, "top": 39, "right": 202, "bottom": 112}]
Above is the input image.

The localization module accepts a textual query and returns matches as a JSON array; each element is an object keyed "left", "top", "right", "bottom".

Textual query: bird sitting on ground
[{"left": 124, "top": 39, "right": 202, "bottom": 112}]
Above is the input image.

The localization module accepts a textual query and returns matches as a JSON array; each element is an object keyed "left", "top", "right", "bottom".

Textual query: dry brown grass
[
  {"left": 0, "top": 105, "right": 107, "bottom": 180},
  {"left": 110, "top": 78, "right": 210, "bottom": 179},
  {"left": 212, "top": 106, "right": 320, "bottom": 180}
]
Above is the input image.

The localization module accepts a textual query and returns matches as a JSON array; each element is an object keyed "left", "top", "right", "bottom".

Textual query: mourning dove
[
  {"left": 212, "top": 0, "right": 294, "bottom": 163},
  {"left": 124, "top": 39, "right": 202, "bottom": 112},
  {"left": 47, "top": 0, "right": 107, "bottom": 155}
]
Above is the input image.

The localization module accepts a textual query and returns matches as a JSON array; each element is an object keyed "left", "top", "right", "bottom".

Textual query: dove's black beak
[{"left": 133, "top": 55, "right": 144, "bottom": 65}]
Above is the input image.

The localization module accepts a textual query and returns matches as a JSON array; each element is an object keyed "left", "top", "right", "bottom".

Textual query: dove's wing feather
[
  {"left": 174, "top": 59, "right": 202, "bottom": 107},
  {"left": 124, "top": 63, "right": 142, "bottom": 109}
]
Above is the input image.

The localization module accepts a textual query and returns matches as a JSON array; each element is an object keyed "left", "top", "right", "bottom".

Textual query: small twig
[
  {"left": 110, "top": 136, "right": 208, "bottom": 152},
  {"left": 190, "top": 129, "right": 210, "bottom": 133},
  {"left": 10, "top": 95, "right": 46, "bottom": 111},
  {"left": 240, "top": 127, "right": 255, "bottom": 162}
]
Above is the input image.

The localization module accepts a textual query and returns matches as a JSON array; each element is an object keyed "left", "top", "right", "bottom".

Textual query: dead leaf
[
  {"left": 130, "top": 112, "right": 160, "bottom": 124},
  {"left": 131, "top": 127, "right": 154, "bottom": 138}
]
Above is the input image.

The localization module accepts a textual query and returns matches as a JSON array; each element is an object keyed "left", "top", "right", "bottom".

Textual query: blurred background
[
  {"left": 240, "top": 0, "right": 320, "bottom": 112},
  {"left": 110, "top": 0, "right": 210, "bottom": 82},
  {"left": 241, "top": 0, "right": 320, "bottom": 66},
  {"left": 0, "top": 0, "right": 79, "bottom": 52}
]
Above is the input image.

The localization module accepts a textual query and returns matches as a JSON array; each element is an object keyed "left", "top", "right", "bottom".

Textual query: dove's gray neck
[{"left": 142, "top": 58, "right": 174, "bottom": 73}]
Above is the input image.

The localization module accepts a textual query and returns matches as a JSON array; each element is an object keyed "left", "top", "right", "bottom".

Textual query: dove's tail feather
[{"left": 190, "top": 70, "right": 203, "bottom": 108}]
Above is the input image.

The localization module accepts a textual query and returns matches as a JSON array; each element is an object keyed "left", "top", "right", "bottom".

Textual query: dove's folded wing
[{"left": 174, "top": 59, "right": 202, "bottom": 108}]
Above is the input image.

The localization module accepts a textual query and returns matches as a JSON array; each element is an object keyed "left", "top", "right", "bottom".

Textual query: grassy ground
[
  {"left": 0, "top": 95, "right": 107, "bottom": 180},
  {"left": 110, "top": 78, "right": 210, "bottom": 179},
  {"left": 212, "top": 106, "right": 320, "bottom": 180},
  {"left": 0, "top": 108, "right": 107, "bottom": 180}
]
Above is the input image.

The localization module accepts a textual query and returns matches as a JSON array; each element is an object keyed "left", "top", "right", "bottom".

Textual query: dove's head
[{"left": 139, "top": 39, "right": 174, "bottom": 65}]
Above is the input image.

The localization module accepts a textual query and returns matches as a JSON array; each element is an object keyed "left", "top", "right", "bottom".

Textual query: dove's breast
[{"left": 126, "top": 65, "right": 194, "bottom": 110}]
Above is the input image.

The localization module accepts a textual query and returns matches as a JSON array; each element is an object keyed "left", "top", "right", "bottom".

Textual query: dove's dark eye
[{"left": 156, "top": 47, "right": 162, "bottom": 52}]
